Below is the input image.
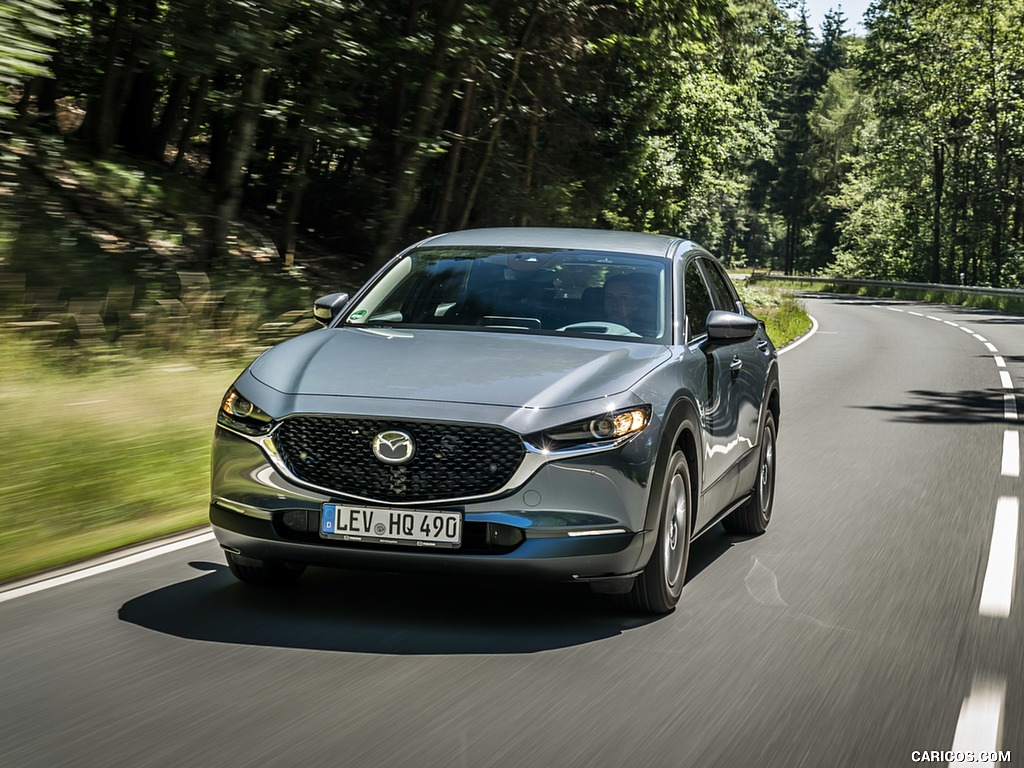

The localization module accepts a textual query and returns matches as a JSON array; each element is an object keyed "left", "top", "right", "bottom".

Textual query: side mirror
[
  {"left": 706, "top": 309, "right": 758, "bottom": 344},
  {"left": 313, "top": 292, "right": 350, "bottom": 326}
]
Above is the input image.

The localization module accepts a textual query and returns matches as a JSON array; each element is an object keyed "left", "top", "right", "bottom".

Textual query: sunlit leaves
[
  {"left": 840, "top": 0, "right": 1024, "bottom": 285},
  {"left": 0, "top": 0, "right": 64, "bottom": 118}
]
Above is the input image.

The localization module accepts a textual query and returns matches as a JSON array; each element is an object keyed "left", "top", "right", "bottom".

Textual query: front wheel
[
  {"left": 722, "top": 412, "right": 776, "bottom": 535},
  {"left": 622, "top": 451, "right": 691, "bottom": 614}
]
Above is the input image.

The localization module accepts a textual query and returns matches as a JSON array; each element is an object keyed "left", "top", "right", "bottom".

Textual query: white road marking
[
  {"left": 976, "top": 335, "right": 990, "bottom": 343},
  {"left": 986, "top": 342, "right": 999, "bottom": 353},
  {"left": 979, "top": 497, "right": 1018, "bottom": 618},
  {"left": 960, "top": 326, "right": 974, "bottom": 333},
  {"left": 778, "top": 315, "right": 819, "bottom": 355},
  {"left": 0, "top": 531, "right": 216, "bottom": 604},
  {"left": 994, "top": 356, "right": 1006, "bottom": 368},
  {"left": 1005, "top": 394, "right": 1018, "bottom": 421},
  {"left": 927, "top": 315, "right": 944, "bottom": 321},
  {"left": 1001, "top": 431, "right": 1019, "bottom": 477},
  {"left": 944, "top": 320, "right": 960, "bottom": 327},
  {"left": 949, "top": 677, "right": 1006, "bottom": 767},
  {"left": 909, "top": 311, "right": 924, "bottom": 317},
  {"left": 1000, "top": 371, "right": 1013, "bottom": 389},
  {"left": 883, "top": 306, "right": 904, "bottom": 312}
]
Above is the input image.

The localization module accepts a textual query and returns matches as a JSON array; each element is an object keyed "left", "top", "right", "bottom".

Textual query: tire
[
  {"left": 722, "top": 411, "right": 776, "bottom": 535},
  {"left": 225, "top": 551, "right": 306, "bottom": 586},
  {"left": 622, "top": 450, "right": 692, "bottom": 614}
]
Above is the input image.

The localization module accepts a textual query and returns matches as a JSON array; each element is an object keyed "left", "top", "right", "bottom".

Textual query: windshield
[{"left": 343, "top": 246, "right": 670, "bottom": 342}]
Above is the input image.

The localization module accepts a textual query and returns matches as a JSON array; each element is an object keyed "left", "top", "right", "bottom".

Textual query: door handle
[
  {"left": 756, "top": 339, "right": 769, "bottom": 352},
  {"left": 730, "top": 356, "right": 743, "bottom": 372}
]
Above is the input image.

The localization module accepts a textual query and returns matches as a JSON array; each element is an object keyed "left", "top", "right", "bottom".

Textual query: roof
[{"left": 416, "top": 227, "right": 695, "bottom": 258}]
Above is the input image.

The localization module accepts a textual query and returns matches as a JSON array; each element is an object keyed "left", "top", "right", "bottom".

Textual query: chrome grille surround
[{"left": 273, "top": 416, "right": 526, "bottom": 503}]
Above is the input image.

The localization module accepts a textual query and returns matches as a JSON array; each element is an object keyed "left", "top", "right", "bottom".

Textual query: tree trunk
[
  {"left": 172, "top": 75, "right": 209, "bottom": 172},
  {"left": 276, "top": 134, "right": 314, "bottom": 267},
  {"left": 517, "top": 104, "right": 539, "bottom": 227},
  {"left": 14, "top": 77, "right": 41, "bottom": 123},
  {"left": 82, "top": 0, "right": 133, "bottom": 157},
  {"left": 784, "top": 217, "right": 797, "bottom": 276},
  {"left": 1010, "top": 171, "right": 1023, "bottom": 251},
  {"left": 206, "top": 71, "right": 239, "bottom": 189},
  {"left": 203, "top": 64, "right": 268, "bottom": 268},
  {"left": 372, "top": 0, "right": 467, "bottom": 267},
  {"left": 433, "top": 79, "right": 474, "bottom": 231},
  {"left": 931, "top": 140, "right": 944, "bottom": 284},
  {"left": 458, "top": 2, "right": 541, "bottom": 230},
  {"left": 118, "top": 69, "right": 158, "bottom": 155},
  {"left": 151, "top": 72, "right": 190, "bottom": 163}
]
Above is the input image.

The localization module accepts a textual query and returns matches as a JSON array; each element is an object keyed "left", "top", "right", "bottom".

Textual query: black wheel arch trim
[
  {"left": 632, "top": 394, "right": 704, "bottom": 572},
  {"left": 757, "top": 358, "right": 781, "bottom": 437}
]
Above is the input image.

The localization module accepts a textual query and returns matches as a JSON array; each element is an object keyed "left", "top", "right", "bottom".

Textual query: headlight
[
  {"left": 534, "top": 405, "right": 652, "bottom": 449},
  {"left": 218, "top": 387, "right": 274, "bottom": 436}
]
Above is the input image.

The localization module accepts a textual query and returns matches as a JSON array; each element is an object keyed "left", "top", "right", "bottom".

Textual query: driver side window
[{"left": 684, "top": 261, "right": 714, "bottom": 341}]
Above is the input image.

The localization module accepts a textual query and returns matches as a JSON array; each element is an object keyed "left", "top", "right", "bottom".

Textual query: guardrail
[{"left": 747, "top": 274, "right": 1024, "bottom": 299}]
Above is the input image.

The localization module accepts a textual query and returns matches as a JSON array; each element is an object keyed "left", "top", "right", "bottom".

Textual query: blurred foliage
[
  {"left": 5, "top": 0, "right": 1023, "bottom": 301},
  {"left": 0, "top": 134, "right": 331, "bottom": 364},
  {"left": 0, "top": 0, "right": 63, "bottom": 118},
  {"left": 2, "top": 0, "right": 818, "bottom": 272},
  {"left": 0, "top": 332, "right": 235, "bottom": 582}
]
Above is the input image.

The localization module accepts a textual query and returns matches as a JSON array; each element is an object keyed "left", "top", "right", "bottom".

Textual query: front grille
[{"left": 275, "top": 417, "right": 525, "bottom": 502}]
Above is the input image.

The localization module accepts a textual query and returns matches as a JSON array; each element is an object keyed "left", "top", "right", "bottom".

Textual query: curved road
[{"left": 1, "top": 294, "right": 1021, "bottom": 767}]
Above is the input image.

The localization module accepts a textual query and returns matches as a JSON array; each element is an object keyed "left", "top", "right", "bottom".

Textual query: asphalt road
[{"left": 2, "top": 294, "right": 1021, "bottom": 768}]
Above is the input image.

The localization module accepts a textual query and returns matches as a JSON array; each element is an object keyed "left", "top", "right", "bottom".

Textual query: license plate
[{"left": 320, "top": 504, "right": 462, "bottom": 549}]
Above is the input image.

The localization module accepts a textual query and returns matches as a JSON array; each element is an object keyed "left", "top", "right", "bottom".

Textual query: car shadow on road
[
  {"left": 852, "top": 387, "right": 1013, "bottom": 424},
  {"left": 948, "top": 307, "right": 1024, "bottom": 325},
  {"left": 118, "top": 531, "right": 741, "bottom": 655},
  {"left": 118, "top": 561, "right": 668, "bottom": 655}
]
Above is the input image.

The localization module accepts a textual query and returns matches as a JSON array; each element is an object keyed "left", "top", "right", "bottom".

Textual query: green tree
[{"left": 2, "top": 0, "right": 64, "bottom": 121}]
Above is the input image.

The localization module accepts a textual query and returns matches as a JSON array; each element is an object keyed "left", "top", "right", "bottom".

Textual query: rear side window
[
  {"left": 684, "top": 261, "right": 714, "bottom": 341},
  {"left": 701, "top": 258, "right": 739, "bottom": 312}
]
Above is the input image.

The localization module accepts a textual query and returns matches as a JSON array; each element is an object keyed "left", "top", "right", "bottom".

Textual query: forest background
[
  {"left": 7, "top": 0, "right": 1024, "bottom": 294},
  {"left": 1, "top": 0, "right": 1023, "bottom": 578}
]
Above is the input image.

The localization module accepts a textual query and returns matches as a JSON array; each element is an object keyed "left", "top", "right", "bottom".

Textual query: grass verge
[
  {"left": 739, "top": 282, "right": 813, "bottom": 349},
  {"left": 0, "top": 335, "right": 236, "bottom": 583}
]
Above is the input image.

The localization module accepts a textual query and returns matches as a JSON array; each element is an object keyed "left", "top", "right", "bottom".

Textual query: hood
[{"left": 249, "top": 327, "right": 670, "bottom": 409}]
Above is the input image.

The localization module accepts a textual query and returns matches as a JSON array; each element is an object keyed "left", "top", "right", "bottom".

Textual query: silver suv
[{"left": 210, "top": 227, "right": 779, "bottom": 613}]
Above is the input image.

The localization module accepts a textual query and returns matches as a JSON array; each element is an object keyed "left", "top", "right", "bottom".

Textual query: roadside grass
[
  {"left": 0, "top": 335, "right": 236, "bottom": 583},
  {"left": 747, "top": 277, "right": 1024, "bottom": 314},
  {"left": 739, "top": 283, "right": 813, "bottom": 349}
]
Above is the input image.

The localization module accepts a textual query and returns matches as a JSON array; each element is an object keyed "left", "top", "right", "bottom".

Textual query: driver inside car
[{"left": 603, "top": 272, "right": 657, "bottom": 336}]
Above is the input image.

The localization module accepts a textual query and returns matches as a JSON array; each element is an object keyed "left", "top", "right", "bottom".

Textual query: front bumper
[
  {"left": 210, "top": 424, "right": 656, "bottom": 582},
  {"left": 211, "top": 504, "right": 647, "bottom": 582}
]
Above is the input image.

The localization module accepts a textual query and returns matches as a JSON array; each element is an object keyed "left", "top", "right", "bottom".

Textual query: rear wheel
[
  {"left": 622, "top": 451, "right": 691, "bottom": 614},
  {"left": 225, "top": 551, "right": 306, "bottom": 586},
  {"left": 722, "top": 411, "right": 776, "bottom": 535}
]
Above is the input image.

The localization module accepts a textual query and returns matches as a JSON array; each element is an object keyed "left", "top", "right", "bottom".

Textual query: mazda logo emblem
[{"left": 372, "top": 429, "right": 415, "bottom": 465}]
